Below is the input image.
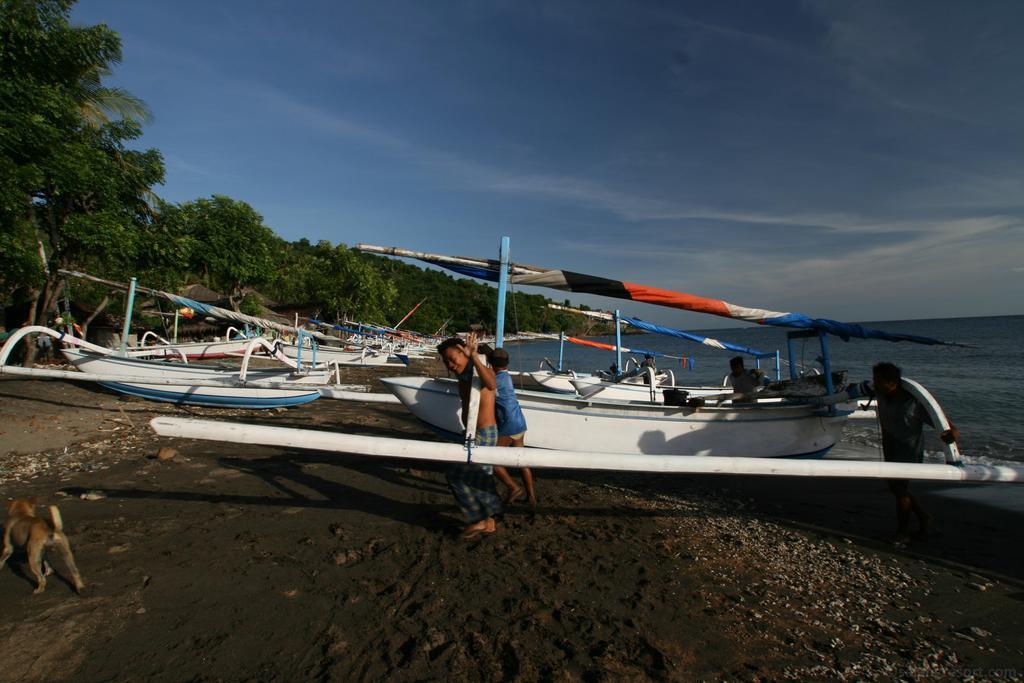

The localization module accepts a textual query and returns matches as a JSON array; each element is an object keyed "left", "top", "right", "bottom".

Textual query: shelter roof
[{"left": 178, "top": 283, "right": 223, "bottom": 303}]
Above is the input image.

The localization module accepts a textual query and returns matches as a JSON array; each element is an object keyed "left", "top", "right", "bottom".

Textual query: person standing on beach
[
  {"left": 856, "top": 362, "right": 959, "bottom": 546},
  {"left": 487, "top": 347, "right": 536, "bottom": 509},
  {"left": 437, "top": 333, "right": 503, "bottom": 540}
]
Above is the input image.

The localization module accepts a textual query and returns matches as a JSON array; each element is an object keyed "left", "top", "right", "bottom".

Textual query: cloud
[
  {"left": 241, "top": 86, "right": 1022, "bottom": 320},
  {"left": 809, "top": 0, "right": 1024, "bottom": 128},
  {"left": 164, "top": 154, "right": 219, "bottom": 180}
]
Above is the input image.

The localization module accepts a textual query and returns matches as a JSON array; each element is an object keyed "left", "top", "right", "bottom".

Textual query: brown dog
[{"left": 0, "top": 498, "right": 85, "bottom": 594}]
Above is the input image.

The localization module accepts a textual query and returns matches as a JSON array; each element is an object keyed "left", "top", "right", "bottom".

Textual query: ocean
[{"left": 503, "top": 315, "right": 1024, "bottom": 465}]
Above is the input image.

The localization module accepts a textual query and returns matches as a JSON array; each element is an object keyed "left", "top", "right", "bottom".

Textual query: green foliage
[
  {"left": 353, "top": 252, "right": 595, "bottom": 336},
  {"left": 156, "top": 196, "right": 277, "bottom": 309},
  {"left": 267, "top": 239, "right": 397, "bottom": 323},
  {"left": 238, "top": 293, "right": 264, "bottom": 318},
  {"left": 0, "top": 0, "right": 164, "bottom": 324},
  {"left": 235, "top": 238, "right": 596, "bottom": 336},
  {"left": 0, "top": 207, "right": 41, "bottom": 297},
  {"left": 0, "top": 1, "right": 604, "bottom": 336}
]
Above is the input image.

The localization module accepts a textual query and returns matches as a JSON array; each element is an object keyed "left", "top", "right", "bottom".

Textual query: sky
[{"left": 71, "top": 0, "right": 1023, "bottom": 330}]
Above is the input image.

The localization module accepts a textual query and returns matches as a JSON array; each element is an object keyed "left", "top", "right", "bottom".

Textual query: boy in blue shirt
[{"left": 488, "top": 347, "right": 536, "bottom": 508}]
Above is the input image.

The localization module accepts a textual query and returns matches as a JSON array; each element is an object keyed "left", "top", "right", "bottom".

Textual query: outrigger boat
[
  {"left": 276, "top": 324, "right": 408, "bottom": 367},
  {"left": 127, "top": 328, "right": 258, "bottom": 360},
  {"left": 513, "top": 316, "right": 876, "bottom": 419},
  {"left": 0, "top": 326, "right": 327, "bottom": 409},
  {"left": 379, "top": 375, "right": 845, "bottom": 458},
  {"left": 358, "top": 240, "right": 929, "bottom": 458},
  {"left": 277, "top": 341, "right": 403, "bottom": 367},
  {"left": 310, "top": 317, "right": 440, "bottom": 360},
  {"left": 512, "top": 318, "right": 773, "bottom": 402},
  {"left": 147, "top": 237, "right": 1021, "bottom": 485}
]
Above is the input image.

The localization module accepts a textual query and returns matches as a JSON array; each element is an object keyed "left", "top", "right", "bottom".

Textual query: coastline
[{"left": 1, "top": 370, "right": 1022, "bottom": 681}]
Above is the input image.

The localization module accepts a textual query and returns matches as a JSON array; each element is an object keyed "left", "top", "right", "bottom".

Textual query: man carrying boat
[
  {"left": 853, "top": 362, "right": 960, "bottom": 546},
  {"left": 437, "top": 332, "right": 503, "bottom": 540}
]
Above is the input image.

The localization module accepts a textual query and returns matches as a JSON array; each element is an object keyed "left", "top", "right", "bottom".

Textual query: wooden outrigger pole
[{"left": 149, "top": 417, "right": 1023, "bottom": 483}]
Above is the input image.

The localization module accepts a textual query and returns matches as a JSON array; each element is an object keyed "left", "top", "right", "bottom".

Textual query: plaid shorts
[
  {"left": 445, "top": 426, "right": 502, "bottom": 523},
  {"left": 476, "top": 425, "right": 498, "bottom": 447}
]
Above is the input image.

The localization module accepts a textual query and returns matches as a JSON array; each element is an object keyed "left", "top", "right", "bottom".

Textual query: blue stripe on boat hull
[{"left": 99, "top": 382, "right": 320, "bottom": 409}]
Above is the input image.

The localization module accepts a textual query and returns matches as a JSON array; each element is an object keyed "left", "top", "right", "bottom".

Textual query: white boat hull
[
  {"left": 279, "top": 343, "right": 403, "bottom": 366},
  {"left": 519, "top": 372, "right": 874, "bottom": 420},
  {"left": 62, "top": 349, "right": 322, "bottom": 408},
  {"left": 128, "top": 338, "right": 254, "bottom": 360},
  {"left": 518, "top": 371, "right": 727, "bottom": 401},
  {"left": 381, "top": 377, "right": 848, "bottom": 458}
]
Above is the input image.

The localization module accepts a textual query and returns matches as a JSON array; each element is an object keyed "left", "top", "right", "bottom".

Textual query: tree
[
  {"left": 268, "top": 240, "right": 397, "bottom": 323},
  {"left": 0, "top": 0, "right": 164, "bottom": 356},
  {"left": 157, "top": 196, "right": 278, "bottom": 310}
]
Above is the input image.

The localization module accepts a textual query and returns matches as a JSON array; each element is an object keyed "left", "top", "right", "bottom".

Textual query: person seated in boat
[
  {"left": 437, "top": 332, "right": 503, "bottom": 540},
  {"left": 853, "top": 362, "right": 959, "bottom": 546},
  {"left": 726, "top": 356, "right": 764, "bottom": 403},
  {"left": 487, "top": 347, "right": 536, "bottom": 509},
  {"left": 640, "top": 354, "right": 656, "bottom": 385}
]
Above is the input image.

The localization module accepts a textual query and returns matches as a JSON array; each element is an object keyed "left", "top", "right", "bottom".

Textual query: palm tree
[{"left": 75, "top": 65, "right": 152, "bottom": 127}]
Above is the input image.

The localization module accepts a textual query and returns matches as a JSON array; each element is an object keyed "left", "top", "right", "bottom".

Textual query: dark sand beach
[{"left": 1, "top": 363, "right": 1022, "bottom": 682}]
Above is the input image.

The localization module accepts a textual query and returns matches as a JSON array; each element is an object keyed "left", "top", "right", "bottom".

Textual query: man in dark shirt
[
  {"left": 866, "top": 362, "right": 959, "bottom": 545},
  {"left": 640, "top": 354, "right": 656, "bottom": 385},
  {"left": 726, "top": 356, "right": 764, "bottom": 403}
]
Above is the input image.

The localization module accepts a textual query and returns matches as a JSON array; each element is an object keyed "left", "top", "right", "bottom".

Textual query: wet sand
[{"left": 1, "top": 366, "right": 1022, "bottom": 682}]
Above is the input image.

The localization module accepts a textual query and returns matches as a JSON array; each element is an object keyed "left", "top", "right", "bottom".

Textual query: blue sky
[{"left": 73, "top": 0, "right": 1023, "bottom": 328}]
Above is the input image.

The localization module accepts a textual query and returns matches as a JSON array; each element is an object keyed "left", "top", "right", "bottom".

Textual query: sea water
[{"left": 503, "top": 315, "right": 1024, "bottom": 465}]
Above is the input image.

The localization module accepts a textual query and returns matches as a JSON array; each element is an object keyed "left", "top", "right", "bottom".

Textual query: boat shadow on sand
[{"left": 55, "top": 449, "right": 722, "bottom": 535}]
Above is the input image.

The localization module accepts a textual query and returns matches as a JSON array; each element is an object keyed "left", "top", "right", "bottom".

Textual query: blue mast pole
[
  {"left": 614, "top": 309, "right": 623, "bottom": 375},
  {"left": 118, "top": 277, "right": 137, "bottom": 356},
  {"left": 495, "top": 236, "right": 510, "bottom": 348},
  {"left": 557, "top": 331, "right": 564, "bottom": 371}
]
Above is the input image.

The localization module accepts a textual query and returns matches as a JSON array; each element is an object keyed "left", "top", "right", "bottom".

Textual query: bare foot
[
  {"left": 460, "top": 520, "right": 489, "bottom": 541},
  {"left": 503, "top": 487, "right": 525, "bottom": 505}
]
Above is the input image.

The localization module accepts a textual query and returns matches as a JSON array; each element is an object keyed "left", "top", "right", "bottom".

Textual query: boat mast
[
  {"left": 118, "top": 277, "right": 138, "bottom": 356},
  {"left": 393, "top": 299, "right": 425, "bottom": 330},
  {"left": 614, "top": 309, "right": 623, "bottom": 375},
  {"left": 496, "top": 236, "right": 510, "bottom": 348}
]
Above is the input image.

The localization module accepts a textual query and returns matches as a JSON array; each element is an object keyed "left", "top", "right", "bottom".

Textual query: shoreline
[{"left": 1, "top": 372, "right": 1022, "bottom": 681}]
